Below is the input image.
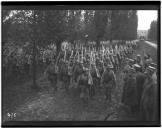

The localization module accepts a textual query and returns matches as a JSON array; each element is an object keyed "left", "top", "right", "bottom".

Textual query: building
[{"left": 137, "top": 30, "right": 148, "bottom": 40}]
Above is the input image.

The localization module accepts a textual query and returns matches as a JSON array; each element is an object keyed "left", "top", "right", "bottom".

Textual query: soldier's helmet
[
  {"left": 144, "top": 66, "right": 156, "bottom": 76},
  {"left": 150, "top": 63, "right": 157, "bottom": 68},
  {"left": 133, "top": 64, "right": 142, "bottom": 72},
  {"left": 126, "top": 58, "right": 135, "bottom": 65}
]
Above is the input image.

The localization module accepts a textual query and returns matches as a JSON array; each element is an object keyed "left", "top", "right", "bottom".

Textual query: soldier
[
  {"left": 45, "top": 61, "right": 58, "bottom": 92},
  {"left": 121, "top": 67, "right": 138, "bottom": 114},
  {"left": 101, "top": 64, "right": 116, "bottom": 102},
  {"left": 134, "top": 64, "right": 146, "bottom": 111},
  {"left": 77, "top": 68, "right": 89, "bottom": 100},
  {"left": 135, "top": 54, "right": 143, "bottom": 67},
  {"left": 140, "top": 66, "right": 158, "bottom": 121},
  {"left": 144, "top": 54, "right": 153, "bottom": 69}
]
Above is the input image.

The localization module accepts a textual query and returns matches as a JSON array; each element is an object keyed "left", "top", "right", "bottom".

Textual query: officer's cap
[
  {"left": 133, "top": 64, "right": 141, "bottom": 68},
  {"left": 145, "top": 66, "right": 156, "bottom": 74},
  {"left": 148, "top": 66, "right": 156, "bottom": 71},
  {"left": 150, "top": 63, "right": 157, "bottom": 68}
]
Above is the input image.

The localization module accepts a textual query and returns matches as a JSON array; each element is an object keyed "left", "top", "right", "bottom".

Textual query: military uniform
[
  {"left": 140, "top": 66, "right": 158, "bottom": 121},
  {"left": 122, "top": 67, "right": 138, "bottom": 114},
  {"left": 134, "top": 64, "right": 146, "bottom": 110},
  {"left": 101, "top": 66, "right": 116, "bottom": 101},
  {"left": 46, "top": 63, "right": 58, "bottom": 91}
]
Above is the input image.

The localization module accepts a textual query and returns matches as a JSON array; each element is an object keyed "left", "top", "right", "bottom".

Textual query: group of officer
[{"left": 121, "top": 53, "right": 157, "bottom": 121}]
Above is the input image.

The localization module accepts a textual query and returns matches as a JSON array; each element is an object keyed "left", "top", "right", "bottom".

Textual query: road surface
[{"left": 144, "top": 41, "right": 157, "bottom": 49}]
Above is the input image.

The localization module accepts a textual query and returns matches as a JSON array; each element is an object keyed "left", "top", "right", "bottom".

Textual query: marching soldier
[
  {"left": 101, "top": 64, "right": 116, "bottom": 102},
  {"left": 45, "top": 61, "right": 58, "bottom": 92}
]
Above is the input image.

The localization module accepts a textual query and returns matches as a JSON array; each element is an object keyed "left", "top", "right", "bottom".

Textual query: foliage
[
  {"left": 2, "top": 9, "right": 138, "bottom": 87},
  {"left": 148, "top": 20, "right": 157, "bottom": 41}
]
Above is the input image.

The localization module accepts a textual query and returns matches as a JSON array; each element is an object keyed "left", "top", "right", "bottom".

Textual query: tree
[
  {"left": 2, "top": 10, "right": 12, "bottom": 44},
  {"left": 148, "top": 20, "right": 157, "bottom": 40},
  {"left": 127, "top": 10, "right": 138, "bottom": 40},
  {"left": 83, "top": 10, "right": 96, "bottom": 42},
  {"left": 94, "top": 10, "right": 109, "bottom": 47}
]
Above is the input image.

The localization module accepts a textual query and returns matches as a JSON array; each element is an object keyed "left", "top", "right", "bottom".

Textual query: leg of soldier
[
  {"left": 87, "top": 86, "right": 90, "bottom": 100},
  {"left": 140, "top": 104, "right": 146, "bottom": 121},
  {"left": 88, "top": 84, "right": 92, "bottom": 98},
  {"left": 108, "top": 87, "right": 112, "bottom": 102},
  {"left": 54, "top": 74, "right": 58, "bottom": 91},
  {"left": 65, "top": 75, "right": 70, "bottom": 92},
  {"left": 105, "top": 87, "right": 109, "bottom": 101},
  {"left": 90, "top": 84, "right": 95, "bottom": 97},
  {"left": 79, "top": 85, "right": 84, "bottom": 98},
  {"left": 89, "top": 85, "right": 92, "bottom": 97},
  {"left": 67, "top": 75, "right": 71, "bottom": 91}
]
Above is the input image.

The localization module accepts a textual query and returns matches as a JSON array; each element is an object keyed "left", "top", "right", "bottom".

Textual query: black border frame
[{"left": 1, "top": 1, "right": 161, "bottom": 127}]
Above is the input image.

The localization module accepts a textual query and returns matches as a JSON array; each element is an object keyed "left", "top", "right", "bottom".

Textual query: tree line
[
  {"left": 3, "top": 10, "right": 138, "bottom": 52},
  {"left": 2, "top": 10, "right": 138, "bottom": 88},
  {"left": 148, "top": 20, "right": 158, "bottom": 41}
]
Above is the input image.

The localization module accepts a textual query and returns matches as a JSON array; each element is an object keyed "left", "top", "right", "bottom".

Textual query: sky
[{"left": 137, "top": 10, "right": 158, "bottom": 30}]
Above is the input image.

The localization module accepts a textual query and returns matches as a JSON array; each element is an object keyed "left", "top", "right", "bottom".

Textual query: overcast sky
[{"left": 137, "top": 10, "right": 158, "bottom": 30}]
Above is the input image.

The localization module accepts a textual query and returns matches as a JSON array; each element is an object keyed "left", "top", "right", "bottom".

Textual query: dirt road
[{"left": 144, "top": 41, "right": 157, "bottom": 49}]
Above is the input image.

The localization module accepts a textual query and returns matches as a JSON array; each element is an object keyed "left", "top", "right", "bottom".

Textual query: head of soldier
[
  {"left": 133, "top": 64, "right": 142, "bottom": 73},
  {"left": 136, "top": 54, "right": 141, "bottom": 63},
  {"left": 144, "top": 66, "right": 154, "bottom": 77}
]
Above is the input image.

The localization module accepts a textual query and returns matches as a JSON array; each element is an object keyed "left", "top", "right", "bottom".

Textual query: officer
[
  {"left": 122, "top": 67, "right": 138, "bottom": 114},
  {"left": 140, "top": 66, "right": 157, "bottom": 121},
  {"left": 134, "top": 64, "right": 146, "bottom": 111}
]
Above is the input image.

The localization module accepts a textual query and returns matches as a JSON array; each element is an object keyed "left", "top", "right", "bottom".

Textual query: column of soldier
[
  {"left": 45, "top": 40, "right": 157, "bottom": 120},
  {"left": 122, "top": 47, "right": 157, "bottom": 121},
  {"left": 46, "top": 40, "right": 134, "bottom": 94}
]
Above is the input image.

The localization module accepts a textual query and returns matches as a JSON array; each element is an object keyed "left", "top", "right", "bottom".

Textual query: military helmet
[
  {"left": 133, "top": 64, "right": 141, "bottom": 71},
  {"left": 144, "top": 66, "right": 156, "bottom": 75},
  {"left": 150, "top": 63, "right": 157, "bottom": 68}
]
